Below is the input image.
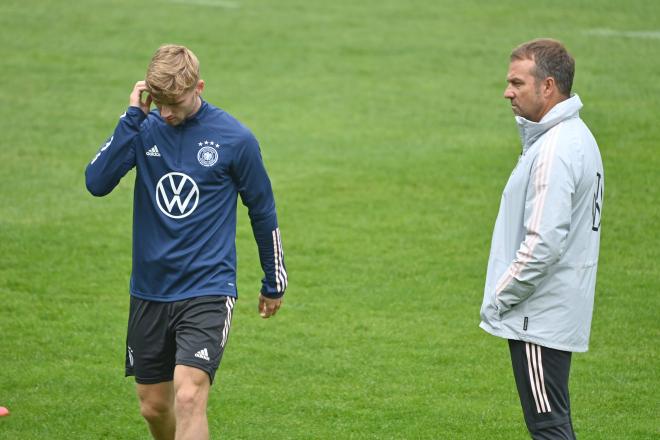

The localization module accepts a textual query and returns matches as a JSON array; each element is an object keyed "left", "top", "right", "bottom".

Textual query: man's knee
[
  {"left": 136, "top": 382, "right": 175, "bottom": 424},
  {"left": 174, "top": 365, "right": 210, "bottom": 414},
  {"left": 175, "top": 381, "right": 207, "bottom": 414},
  {"left": 140, "top": 397, "right": 173, "bottom": 423}
]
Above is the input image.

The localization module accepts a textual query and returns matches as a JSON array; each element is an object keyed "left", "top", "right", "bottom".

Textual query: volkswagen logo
[{"left": 156, "top": 172, "right": 199, "bottom": 219}]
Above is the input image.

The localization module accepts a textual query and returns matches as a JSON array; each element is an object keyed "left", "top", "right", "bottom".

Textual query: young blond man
[{"left": 86, "top": 44, "right": 287, "bottom": 440}]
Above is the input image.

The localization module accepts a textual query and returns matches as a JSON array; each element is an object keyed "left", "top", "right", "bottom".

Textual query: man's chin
[{"left": 511, "top": 107, "right": 529, "bottom": 119}]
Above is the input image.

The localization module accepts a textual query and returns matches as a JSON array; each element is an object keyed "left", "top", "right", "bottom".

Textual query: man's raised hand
[{"left": 130, "top": 81, "right": 152, "bottom": 115}]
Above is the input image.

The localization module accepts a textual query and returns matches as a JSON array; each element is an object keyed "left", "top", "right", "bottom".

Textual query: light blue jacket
[{"left": 479, "top": 95, "right": 604, "bottom": 352}]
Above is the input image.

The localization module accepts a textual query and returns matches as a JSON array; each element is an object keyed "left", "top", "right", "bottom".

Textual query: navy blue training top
[{"left": 85, "top": 101, "right": 287, "bottom": 301}]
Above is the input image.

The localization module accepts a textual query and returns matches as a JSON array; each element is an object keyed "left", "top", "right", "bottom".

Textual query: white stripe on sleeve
[
  {"left": 275, "top": 228, "right": 288, "bottom": 291},
  {"left": 272, "top": 229, "right": 281, "bottom": 293}
]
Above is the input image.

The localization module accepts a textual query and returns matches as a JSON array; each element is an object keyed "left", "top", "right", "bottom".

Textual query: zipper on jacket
[{"left": 176, "top": 126, "right": 183, "bottom": 168}]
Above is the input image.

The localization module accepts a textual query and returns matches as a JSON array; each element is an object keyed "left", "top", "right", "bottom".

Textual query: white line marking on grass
[
  {"left": 584, "top": 28, "right": 660, "bottom": 40},
  {"left": 164, "top": 0, "right": 240, "bottom": 8}
]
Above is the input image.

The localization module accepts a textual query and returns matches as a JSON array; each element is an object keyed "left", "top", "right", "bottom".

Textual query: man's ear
[
  {"left": 542, "top": 77, "right": 556, "bottom": 98},
  {"left": 196, "top": 80, "right": 205, "bottom": 95}
]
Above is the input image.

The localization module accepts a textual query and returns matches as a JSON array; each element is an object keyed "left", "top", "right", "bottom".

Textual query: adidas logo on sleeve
[{"left": 146, "top": 145, "right": 161, "bottom": 157}]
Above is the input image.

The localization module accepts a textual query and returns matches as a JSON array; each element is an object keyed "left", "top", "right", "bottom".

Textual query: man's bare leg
[
  {"left": 173, "top": 365, "right": 211, "bottom": 440},
  {"left": 136, "top": 381, "right": 176, "bottom": 440}
]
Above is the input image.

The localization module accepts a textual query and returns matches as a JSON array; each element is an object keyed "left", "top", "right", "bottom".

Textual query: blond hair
[{"left": 145, "top": 44, "right": 200, "bottom": 102}]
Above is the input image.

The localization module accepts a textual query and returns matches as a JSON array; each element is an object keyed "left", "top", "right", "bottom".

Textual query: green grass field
[{"left": 1, "top": 0, "right": 659, "bottom": 438}]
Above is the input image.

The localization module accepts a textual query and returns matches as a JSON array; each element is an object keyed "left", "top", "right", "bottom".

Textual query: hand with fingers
[
  {"left": 130, "top": 80, "right": 152, "bottom": 115},
  {"left": 258, "top": 294, "right": 282, "bottom": 319}
]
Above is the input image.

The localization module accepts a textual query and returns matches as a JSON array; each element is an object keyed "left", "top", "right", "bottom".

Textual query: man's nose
[{"left": 503, "top": 86, "right": 514, "bottom": 99}]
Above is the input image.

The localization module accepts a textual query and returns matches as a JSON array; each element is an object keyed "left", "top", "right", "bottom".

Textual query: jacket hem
[
  {"left": 130, "top": 289, "right": 237, "bottom": 302},
  {"left": 479, "top": 321, "right": 588, "bottom": 353},
  {"left": 479, "top": 321, "right": 517, "bottom": 340}
]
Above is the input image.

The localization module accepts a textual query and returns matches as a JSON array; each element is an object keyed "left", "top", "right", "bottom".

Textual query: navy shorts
[{"left": 125, "top": 295, "right": 236, "bottom": 385}]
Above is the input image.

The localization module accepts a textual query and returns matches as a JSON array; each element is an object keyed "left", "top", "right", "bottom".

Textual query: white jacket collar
[{"left": 515, "top": 94, "right": 583, "bottom": 152}]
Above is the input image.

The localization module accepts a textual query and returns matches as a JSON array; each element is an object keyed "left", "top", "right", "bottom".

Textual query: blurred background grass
[{"left": 0, "top": 0, "right": 658, "bottom": 438}]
